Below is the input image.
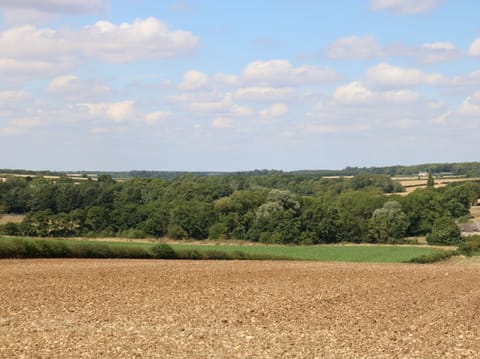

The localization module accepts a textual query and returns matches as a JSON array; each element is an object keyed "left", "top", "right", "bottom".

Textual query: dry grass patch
[{"left": 0, "top": 215, "right": 24, "bottom": 225}]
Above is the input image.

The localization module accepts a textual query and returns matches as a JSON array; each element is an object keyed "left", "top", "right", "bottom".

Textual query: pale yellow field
[
  {"left": 394, "top": 176, "right": 480, "bottom": 194},
  {"left": 0, "top": 215, "right": 24, "bottom": 225}
]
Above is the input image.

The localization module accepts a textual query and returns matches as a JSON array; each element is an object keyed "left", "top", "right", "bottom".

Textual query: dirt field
[{"left": 1, "top": 260, "right": 479, "bottom": 358}]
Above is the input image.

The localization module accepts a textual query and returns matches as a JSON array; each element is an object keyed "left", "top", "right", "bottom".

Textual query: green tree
[
  {"left": 368, "top": 200, "right": 409, "bottom": 243},
  {"left": 427, "top": 172, "right": 435, "bottom": 188},
  {"left": 427, "top": 216, "right": 461, "bottom": 245}
]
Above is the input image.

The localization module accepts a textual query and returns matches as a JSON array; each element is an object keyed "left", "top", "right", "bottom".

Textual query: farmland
[
  {"left": 394, "top": 175, "right": 480, "bottom": 195},
  {"left": 0, "top": 237, "right": 449, "bottom": 263},
  {"left": 1, "top": 259, "right": 479, "bottom": 357}
]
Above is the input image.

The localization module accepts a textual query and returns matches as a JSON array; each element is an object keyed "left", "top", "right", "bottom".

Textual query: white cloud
[
  {"left": 458, "top": 91, "right": 480, "bottom": 116},
  {"left": 448, "top": 70, "right": 480, "bottom": 93},
  {"left": 0, "top": 58, "right": 72, "bottom": 81},
  {"left": 333, "top": 81, "right": 420, "bottom": 105},
  {"left": 0, "top": 0, "right": 108, "bottom": 15},
  {"left": 303, "top": 123, "right": 339, "bottom": 134},
  {"left": 242, "top": 60, "right": 337, "bottom": 86},
  {"left": 48, "top": 74, "right": 78, "bottom": 91},
  {"left": 231, "top": 104, "right": 254, "bottom": 117},
  {"left": 78, "top": 18, "right": 199, "bottom": 62},
  {"left": 143, "top": 111, "right": 172, "bottom": 125},
  {"left": 326, "top": 35, "right": 383, "bottom": 60},
  {"left": 419, "top": 42, "right": 461, "bottom": 63},
  {"left": 365, "top": 63, "right": 447, "bottom": 88},
  {"left": 260, "top": 103, "right": 288, "bottom": 118},
  {"left": 382, "top": 89, "right": 420, "bottom": 104},
  {"left": 178, "top": 70, "right": 209, "bottom": 90},
  {"left": 82, "top": 101, "right": 136, "bottom": 122},
  {"left": 47, "top": 74, "right": 110, "bottom": 100},
  {"left": 0, "top": 90, "right": 31, "bottom": 103},
  {"left": 189, "top": 93, "right": 233, "bottom": 113},
  {"left": 468, "top": 38, "right": 480, "bottom": 57},
  {"left": 235, "top": 86, "right": 296, "bottom": 102},
  {"left": 212, "top": 73, "right": 240, "bottom": 87},
  {"left": 0, "top": 0, "right": 108, "bottom": 25},
  {"left": 325, "top": 36, "right": 460, "bottom": 63},
  {"left": 212, "top": 117, "right": 233, "bottom": 129},
  {"left": 384, "top": 118, "right": 416, "bottom": 129},
  {"left": 333, "top": 82, "right": 373, "bottom": 104},
  {"left": 11, "top": 117, "right": 42, "bottom": 128},
  {"left": 370, "top": 0, "right": 444, "bottom": 14},
  {"left": 0, "top": 18, "right": 199, "bottom": 80}
]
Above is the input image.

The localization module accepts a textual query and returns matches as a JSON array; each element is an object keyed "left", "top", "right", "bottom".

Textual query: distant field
[
  {"left": 0, "top": 215, "right": 24, "bottom": 225},
  {"left": 470, "top": 206, "right": 480, "bottom": 222},
  {"left": 168, "top": 243, "right": 443, "bottom": 263},
  {"left": 394, "top": 176, "right": 480, "bottom": 194}
]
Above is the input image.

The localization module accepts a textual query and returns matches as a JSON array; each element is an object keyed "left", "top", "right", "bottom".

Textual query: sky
[{"left": 0, "top": 0, "right": 479, "bottom": 171}]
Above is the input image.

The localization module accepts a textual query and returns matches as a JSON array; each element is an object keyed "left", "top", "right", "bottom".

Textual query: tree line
[{"left": 0, "top": 173, "right": 479, "bottom": 245}]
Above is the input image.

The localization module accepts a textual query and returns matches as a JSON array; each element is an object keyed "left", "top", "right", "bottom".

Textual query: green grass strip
[{"left": 0, "top": 237, "right": 447, "bottom": 263}]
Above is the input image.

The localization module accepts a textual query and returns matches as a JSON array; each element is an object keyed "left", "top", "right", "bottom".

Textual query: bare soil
[{"left": 1, "top": 260, "right": 479, "bottom": 358}]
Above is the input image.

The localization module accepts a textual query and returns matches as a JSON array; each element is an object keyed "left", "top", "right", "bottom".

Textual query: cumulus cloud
[
  {"left": 333, "top": 82, "right": 373, "bottom": 104},
  {"left": 448, "top": 70, "right": 480, "bottom": 93},
  {"left": 333, "top": 81, "right": 420, "bottom": 104},
  {"left": 0, "top": 90, "right": 32, "bottom": 103},
  {"left": 0, "top": 0, "right": 108, "bottom": 25},
  {"left": 370, "top": 0, "right": 445, "bottom": 14},
  {"left": 432, "top": 91, "right": 480, "bottom": 127},
  {"left": 76, "top": 18, "right": 199, "bottom": 62},
  {"left": 189, "top": 94, "right": 233, "bottom": 113},
  {"left": 325, "top": 36, "right": 460, "bottom": 63},
  {"left": 143, "top": 111, "right": 172, "bottom": 125},
  {"left": 457, "top": 91, "right": 480, "bottom": 116},
  {"left": 178, "top": 70, "right": 209, "bottom": 90},
  {"left": 468, "top": 38, "right": 480, "bottom": 57},
  {"left": 419, "top": 42, "right": 461, "bottom": 63},
  {"left": 81, "top": 101, "right": 136, "bottom": 122},
  {"left": 235, "top": 87, "right": 296, "bottom": 102},
  {"left": 47, "top": 74, "right": 110, "bottom": 100},
  {"left": 326, "top": 36, "right": 384, "bottom": 60},
  {"left": 259, "top": 103, "right": 288, "bottom": 118},
  {"left": 0, "top": 17, "right": 199, "bottom": 80},
  {"left": 211, "top": 117, "right": 233, "bottom": 129},
  {"left": 0, "top": 0, "right": 108, "bottom": 15},
  {"left": 242, "top": 60, "right": 338, "bottom": 86},
  {"left": 365, "top": 63, "right": 447, "bottom": 88}
]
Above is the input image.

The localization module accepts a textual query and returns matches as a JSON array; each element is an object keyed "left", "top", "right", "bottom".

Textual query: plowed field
[{"left": 1, "top": 260, "right": 479, "bottom": 358}]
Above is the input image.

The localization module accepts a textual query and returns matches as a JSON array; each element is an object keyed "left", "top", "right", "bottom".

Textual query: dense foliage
[{"left": 0, "top": 172, "right": 479, "bottom": 244}]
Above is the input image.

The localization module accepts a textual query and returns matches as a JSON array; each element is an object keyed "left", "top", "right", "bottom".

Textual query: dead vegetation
[{"left": 0, "top": 259, "right": 479, "bottom": 358}]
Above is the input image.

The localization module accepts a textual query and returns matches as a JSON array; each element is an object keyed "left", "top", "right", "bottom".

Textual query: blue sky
[{"left": 0, "top": 0, "right": 479, "bottom": 171}]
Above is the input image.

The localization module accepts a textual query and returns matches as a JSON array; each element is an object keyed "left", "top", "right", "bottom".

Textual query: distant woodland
[{"left": 1, "top": 165, "right": 479, "bottom": 245}]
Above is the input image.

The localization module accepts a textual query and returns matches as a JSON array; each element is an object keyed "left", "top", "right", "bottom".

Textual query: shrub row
[
  {"left": 457, "top": 235, "right": 480, "bottom": 256},
  {"left": 407, "top": 250, "right": 457, "bottom": 264},
  {"left": 0, "top": 238, "right": 284, "bottom": 261}
]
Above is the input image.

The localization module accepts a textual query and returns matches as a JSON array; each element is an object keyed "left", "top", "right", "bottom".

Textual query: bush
[
  {"left": 167, "top": 224, "right": 187, "bottom": 240},
  {"left": 427, "top": 216, "right": 462, "bottom": 245},
  {"left": 208, "top": 223, "right": 228, "bottom": 240},
  {"left": 458, "top": 235, "right": 480, "bottom": 256},
  {"left": 0, "top": 223, "right": 20, "bottom": 235},
  {"left": 117, "top": 228, "right": 146, "bottom": 239},
  {"left": 407, "top": 250, "right": 456, "bottom": 264},
  {"left": 150, "top": 243, "right": 177, "bottom": 259}
]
